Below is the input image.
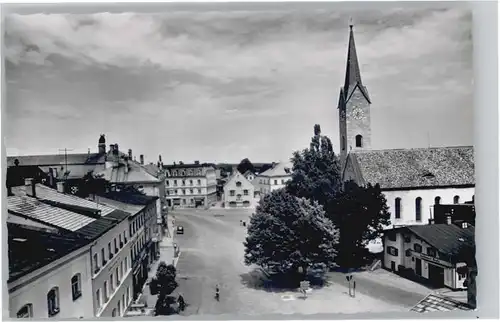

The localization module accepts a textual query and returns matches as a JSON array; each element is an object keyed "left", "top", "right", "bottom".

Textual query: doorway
[
  {"left": 428, "top": 264, "right": 445, "bottom": 287},
  {"left": 415, "top": 258, "right": 422, "bottom": 276}
]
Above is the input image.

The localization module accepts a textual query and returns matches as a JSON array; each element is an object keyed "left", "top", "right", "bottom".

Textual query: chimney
[
  {"left": 25, "top": 178, "right": 36, "bottom": 198},
  {"left": 194, "top": 160, "right": 200, "bottom": 165},
  {"left": 113, "top": 144, "right": 119, "bottom": 155},
  {"left": 446, "top": 215, "right": 452, "bottom": 225},
  {"left": 56, "top": 181, "right": 65, "bottom": 193},
  {"left": 128, "top": 149, "right": 133, "bottom": 160},
  {"left": 140, "top": 155, "right": 144, "bottom": 165}
]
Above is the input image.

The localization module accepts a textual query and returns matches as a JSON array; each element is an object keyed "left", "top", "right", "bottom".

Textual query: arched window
[
  {"left": 434, "top": 196, "right": 441, "bottom": 205},
  {"left": 71, "top": 273, "right": 82, "bottom": 301},
  {"left": 17, "top": 304, "right": 33, "bottom": 318},
  {"left": 415, "top": 197, "right": 422, "bottom": 222},
  {"left": 395, "top": 198, "right": 401, "bottom": 219},
  {"left": 355, "top": 135, "right": 363, "bottom": 148},
  {"left": 47, "top": 287, "right": 60, "bottom": 317},
  {"left": 236, "top": 181, "right": 242, "bottom": 187},
  {"left": 453, "top": 195, "right": 460, "bottom": 204},
  {"left": 112, "top": 308, "right": 117, "bottom": 317}
]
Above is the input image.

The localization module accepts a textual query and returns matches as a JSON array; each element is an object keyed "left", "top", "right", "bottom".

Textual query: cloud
[{"left": 4, "top": 6, "right": 473, "bottom": 163}]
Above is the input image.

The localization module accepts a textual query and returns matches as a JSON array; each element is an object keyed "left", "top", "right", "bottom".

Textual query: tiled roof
[
  {"left": 97, "top": 196, "right": 145, "bottom": 216},
  {"left": 13, "top": 184, "right": 116, "bottom": 216},
  {"left": 349, "top": 146, "right": 474, "bottom": 189},
  {"left": 164, "top": 163, "right": 213, "bottom": 169},
  {"left": 7, "top": 153, "right": 105, "bottom": 167},
  {"left": 7, "top": 195, "right": 96, "bottom": 232},
  {"left": 73, "top": 212, "right": 126, "bottom": 240},
  {"left": 406, "top": 224, "right": 475, "bottom": 259},
  {"left": 96, "top": 162, "right": 161, "bottom": 184},
  {"left": 8, "top": 223, "right": 90, "bottom": 282},
  {"left": 259, "top": 162, "right": 293, "bottom": 177},
  {"left": 411, "top": 294, "right": 472, "bottom": 313}
]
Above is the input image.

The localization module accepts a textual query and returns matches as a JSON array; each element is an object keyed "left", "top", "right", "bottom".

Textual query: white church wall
[{"left": 383, "top": 187, "right": 474, "bottom": 228}]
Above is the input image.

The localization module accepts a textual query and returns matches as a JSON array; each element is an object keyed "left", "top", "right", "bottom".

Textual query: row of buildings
[{"left": 6, "top": 136, "right": 175, "bottom": 318}]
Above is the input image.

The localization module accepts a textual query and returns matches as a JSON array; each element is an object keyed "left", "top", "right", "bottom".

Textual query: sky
[{"left": 3, "top": 4, "right": 473, "bottom": 164}]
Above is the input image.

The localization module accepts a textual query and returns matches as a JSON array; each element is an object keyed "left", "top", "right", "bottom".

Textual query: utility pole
[{"left": 58, "top": 148, "right": 74, "bottom": 182}]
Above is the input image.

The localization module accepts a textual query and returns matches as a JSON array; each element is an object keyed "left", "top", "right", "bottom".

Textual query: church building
[{"left": 337, "top": 23, "right": 475, "bottom": 228}]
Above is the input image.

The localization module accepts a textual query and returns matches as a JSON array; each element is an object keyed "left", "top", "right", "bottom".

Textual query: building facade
[
  {"left": 7, "top": 224, "right": 93, "bottom": 319},
  {"left": 164, "top": 162, "right": 217, "bottom": 208},
  {"left": 383, "top": 224, "right": 474, "bottom": 290},
  {"left": 223, "top": 171, "right": 256, "bottom": 208},
  {"left": 253, "top": 162, "right": 292, "bottom": 197}
]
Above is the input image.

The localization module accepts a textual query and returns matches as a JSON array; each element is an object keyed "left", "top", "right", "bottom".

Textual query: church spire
[{"left": 343, "top": 20, "right": 363, "bottom": 95}]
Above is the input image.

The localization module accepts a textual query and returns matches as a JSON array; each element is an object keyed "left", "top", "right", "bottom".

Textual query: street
[{"left": 169, "top": 208, "right": 424, "bottom": 316}]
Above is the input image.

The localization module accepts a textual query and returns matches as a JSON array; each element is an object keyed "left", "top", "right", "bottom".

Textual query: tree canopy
[
  {"left": 244, "top": 189, "right": 339, "bottom": 285},
  {"left": 150, "top": 262, "right": 178, "bottom": 315},
  {"left": 286, "top": 124, "right": 391, "bottom": 269},
  {"left": 237, "top": 158, "right": 255, "bottom": 174}
]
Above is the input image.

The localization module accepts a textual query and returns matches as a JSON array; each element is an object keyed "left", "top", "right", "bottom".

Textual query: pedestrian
[{"left": 177, "top": 294, "right": 186, "bottom": 311}]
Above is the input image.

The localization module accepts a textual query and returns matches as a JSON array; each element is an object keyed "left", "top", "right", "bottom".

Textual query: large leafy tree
[
  {"left": 150, "top": 262, "right": 178, "bottom": 315},
  {"left": 330, "top": 181, "right": 391, "bottom": 268},
  {"left": 286, "top": 124, "right": 391, "bottom": 269},
  {"left": 244, "top": 189, "right": 339, "bottom": 286},
  {"left": 237, "top": 158, "right": 255, "bottom": 174},
  {"left": 286, "top": 124, "right": 343, "bottom": 209}
]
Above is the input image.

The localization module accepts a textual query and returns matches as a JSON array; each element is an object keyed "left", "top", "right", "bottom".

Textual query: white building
[
  {"left": 253, "top": 162, "right": 292, "bottom": 197},
  {"left": 383, "top": 223, "right": 474, "bottom": 290},
  {"left": 8, "top": 180, "right": 137, "bottom": 318},
  {"left": 242, "top": 170, "right": 256, "bottom": 182},
  {"left": 223, "top": 171, "right": 256, "bottom": 208},
  {"left": 7, "top": 224, "right": 93, "bottom": 319},
  {"left": 164, "top": 162, "right": 217, "bottom": 208}
]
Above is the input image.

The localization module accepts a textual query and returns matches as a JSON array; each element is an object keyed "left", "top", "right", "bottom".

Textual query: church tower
[{"left": 338, "top": 22, "right": 372, "bottom": 166}]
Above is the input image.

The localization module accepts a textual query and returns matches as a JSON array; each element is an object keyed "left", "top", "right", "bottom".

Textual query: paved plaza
[{"left": 166, "top": 208, "right": 429, "bottom": 316}]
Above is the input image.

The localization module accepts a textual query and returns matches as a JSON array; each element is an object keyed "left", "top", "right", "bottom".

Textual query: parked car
[{"left": 176, "top": 226, "right": 184, "bottom": 234}]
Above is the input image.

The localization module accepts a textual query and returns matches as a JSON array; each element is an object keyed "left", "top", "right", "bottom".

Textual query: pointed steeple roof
[{"left": 343, "top": 23, "right": 363, "bottom": 94}]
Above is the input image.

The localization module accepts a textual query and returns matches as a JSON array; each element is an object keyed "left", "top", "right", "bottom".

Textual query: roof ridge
[{"left": 352, "top": 146, "right": 473, "bottom": 153}]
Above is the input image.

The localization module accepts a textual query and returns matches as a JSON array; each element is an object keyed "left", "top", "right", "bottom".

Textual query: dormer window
[{"left": 236, "top": 181, "right": 242, "bottom": 187}]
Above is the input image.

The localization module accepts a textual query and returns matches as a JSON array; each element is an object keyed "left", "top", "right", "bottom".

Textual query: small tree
[
  {"left": 244, "top": 189, "right": 339, "bottom": 286},
  {"left": 150, "top": 262, "right": 178, "bottom": 315},
  {"left": 237, "top": 158, "right": 255, "bottom": 175}
]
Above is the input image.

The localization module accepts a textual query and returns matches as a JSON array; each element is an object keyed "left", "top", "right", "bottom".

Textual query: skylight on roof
[{"left": 12, "top": 238, "right": 27, "bottom": 242}]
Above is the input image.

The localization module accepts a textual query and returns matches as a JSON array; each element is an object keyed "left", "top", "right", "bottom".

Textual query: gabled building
[
  {"left": 223, "top": 171, "right": 255, "bottom": 208},
  {"left": 253, "top": 162, "right": 292, "bottom": 197},
  {"left": 383, "top": 223, "right": 474, "bottom": 291},
  {"left": 163, "top": 161, "right": 217, "bottom": 208},
  {"left": 242, "top": 170, "right": 256, "bottom": 182}
]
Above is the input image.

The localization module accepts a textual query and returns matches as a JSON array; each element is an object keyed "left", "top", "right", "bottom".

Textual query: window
[
  {"left": 112, "top": 309, "right": 117, "bottom": 317},
  {"left": 71, "top": 274, "right": 82, "bottom": 301},
  {"left": 197, "top": 179, "right": 201, "bottom": 185},
  {"left": 96, "top": 288, "right": 101, "bottom": 309},
  {"left": 182, "top": 180, "right": 186, "bottom": 185},
  {"left": 166, "top": 180, "right": 169, "bottom": 186},
  {"left": 230, "top": 190, "right": 235, "bottom": 196},
  {"left": 427, "top": 247, "right": 436, "bottom": 257},
  {"left": 108, "top": 242, "right": 113, "bottom": 259},
  {"left": 386, "top": 246, "right": 398, "bottom": 256},
  {"left": 274, "top": 180, "right": 278, "bottom": 185},
  {"left": 236, "top": 181, "right": 242, "bottom": 187},
  {"left": 17, "top": 304, "right": 33, "bottom": 318},
  {"left": 182, "top": 189, "right": 186, "bottom": 195},
  {"left": 122, "top": 294, "right": 126, "bottom": 312},
  {"left": 395, "top": 198, "right": 401, "bottom": 219},
  {"left": 190, "top": 189, "right": 193, "bottom": 194},
  {"left": 403, "top": 235, "right": 411, "bottom": 243},
  {"left": 119, "top": 234, "right": 123, "bottom": 247},
  {"left": 118, "top": 300, "right": 121, "bottom": 316},
  {"left": 434, "top": 196, "right": 441, "bottom": 205},
  {"left": 237, "top": 194, "right": 242, "bottom": 201},
  {"left": 120, "top": 261, "right": 124, "bottom": 278},
  {"left": 116, "top": 267, "right": 120, "bottom": 285},
  {"left": 93, "top": 253, "right": 99, "bottom": 273},
  {"left": 198, "top": 189, "right": 202, "bottom": 194},
  {"left": 127, "top": 287, "right": 130, "bottom": 303},
  {"left": 387, "top": 233, "right": 396, "bottom": 241},
  {"left": 190, "top": 180, "right": 193, "bottom": 186},
  {"left": 413, "top": 244, "right": 422, "bottom": 253},
  {"left": 110, "top": 274, "right": 114, "bottom": 292},
  {"left": 405, "top": 249, "right": 412, "bottom": 257},
  {"left": 415, "top": 197, "right": 422, "bottom": 221},
  {"left": 173, "top": 180, "right": 177, "bottom": 186},
  {"left": 125, "top": 256, "right": 128, "bottom": 271},
  {"left": 101, "top": 248, "right": 106, "bottom": 266},
  {"left": 243, "top": 189, "right": 249, "bottom": 196},
  {"left": 104, "top": 281, "right": 109, "bottom": 302},
  {"left": 355, "top": 134, "right": 363, "bottom": 148},
  {"left": 281, "top": 179, "right": 285, "bottom": 184},
  {"left": 454, "top": 195, "right": 460, "bottom": 204},
  {"left": 47, "top": 287, "right": 60, "bottom": 316}
]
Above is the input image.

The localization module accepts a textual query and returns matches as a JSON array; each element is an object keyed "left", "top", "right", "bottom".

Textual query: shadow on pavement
[{"left": 240, "top": 267, "right": 331, "bottom": 294}]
